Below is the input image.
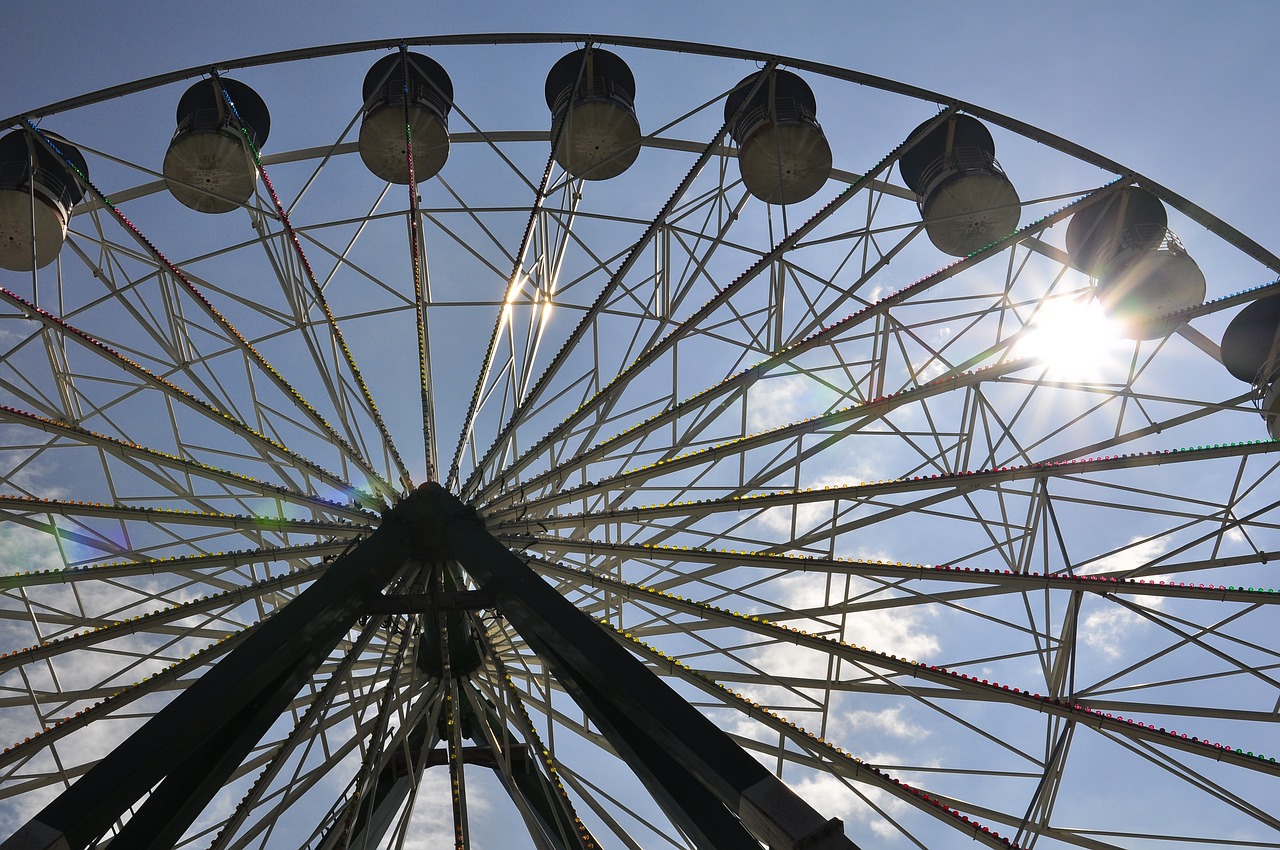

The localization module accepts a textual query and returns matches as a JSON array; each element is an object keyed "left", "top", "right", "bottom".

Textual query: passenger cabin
[
  {"left": 0, "top": 130, "right": 88, "bottom": 271},
  {"left": 899, "top": 114, "right": 1020, "bottom": 257},
  {"left": 358, "top": 52, "right": 453, "bottom": 184},
  {"left": 725, "top": 69, "right": 831, "bottom": 205},
  {"left": 163, "top": 78, "right": 269, "bottom": 213},
  {"left": 545, "top": 47, "right": 641, "bottom": 180}
]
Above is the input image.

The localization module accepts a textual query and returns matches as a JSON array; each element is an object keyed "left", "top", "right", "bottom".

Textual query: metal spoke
[{"left": 2, "top": 34, "right": 1278, "bottom": 850}]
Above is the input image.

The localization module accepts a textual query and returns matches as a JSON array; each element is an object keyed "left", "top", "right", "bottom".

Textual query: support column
[{"left": 423, "top": 484, "right": 855, "bottom": 850}]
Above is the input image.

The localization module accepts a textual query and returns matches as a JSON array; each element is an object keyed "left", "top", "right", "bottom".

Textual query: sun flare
[{"left": 1014, "top": 296, "right": 1125, "bottom": 377}]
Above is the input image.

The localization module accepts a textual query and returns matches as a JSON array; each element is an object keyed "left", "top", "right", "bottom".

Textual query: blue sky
[{"left": 2, "top": 3, "right": 1279, "bottom": 848}]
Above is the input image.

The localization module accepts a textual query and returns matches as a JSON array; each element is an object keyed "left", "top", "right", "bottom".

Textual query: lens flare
[{"left": 1014, "top": 296, "right": 1124, "bottom": 377}]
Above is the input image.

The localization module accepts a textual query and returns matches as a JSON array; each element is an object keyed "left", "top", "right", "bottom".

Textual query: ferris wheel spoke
[
  {"left": 457, "top": 117, "right": 750, "bottom": 498},
  {"left": 509, "top": 648, "right": 1025, "bottom": 850},
  {"left": 550, "top": 765, "right": 679, "bottom": 850},
  {"left": 25, "top": 126, "right": 403, "bottom": 504},
  {"left": 208, "top": 79, "right": 415, "bottom": 493},
  {"left": 528, "top": 554, "right": 1280, "bottom": 774},
  {"left": 218, "top": 707, "right": 396, "bottom": 850},
  {"left": 249, "top": 225, "right": 404, "bottom": 485},
  {"left": 249, "top": 208, "right": 424, "bottom": 495},
  {"left": 0, "top": 570, "right": 325, "bottom": 684},
  {"left": 483, "top": 360, "right": 1043, "bottom": 521},
  {"left": 0, "top": 615, "right": 255, "bottom": 784},
  {"left": 461, "top": 653, "right": 600, "bottom": 850},
  {"left": 400, "top": 78, "right": 440, "bottom": 482},
  {"left": 246, "top": 214, "right": 409, "bottom": 496},
  {"left": 606, "top": 596, "right": 1279, "bottom": 848},
  {"left": 0, "top": 285, "right": 377, "bottom": 510},
  {"left": 0, "top": 496, "right": 366, "bottom": 542},
  {"left": 499, "top": 195, "right": 587, "bottom": 426},
  {"left": 1176, "top": 276, "right": 1280, "bottom": 328},
  {"left": 464, "top": 131, "right": 896, "bottom": 499},
  {"left": 1010, "top": 722, "right": 1076, "bottom": 850},
  {"left": 515, "top": 535, "right": 1279, "bottom": 608},
  {"left": 0, "top": 543, "right": 352, "bottom": 606},
  {"left": 185, "top": 676, "right": 394, "bottom": 847},
  {"left": 496, "top": 442, "right": 1280, "bottom": 553},
  {"left": 0, "top": 611, "right": 398, "bottom": 787},
  {"left": 1090, "top": 725, "right": 1280, "bottom": 833},
  {"left": 473, "top": 174, "right": 1121, "bottom": 513},
  {"left": 442, "top": 682, "right": 472, "bottom": 850},
  {"left": 292, "top": 623, "right": 423, "bottom": 850},
  {"left": 0, "top": 405, "right": 375, "bottom": 523},
  {"left": 477, "top": 235, "right": 1005, "bottom": 513},
  {"left": 304, "top": 673, "right": 445, "bottom": 850},
  {"left": 446, "top": 135, "right": 571, "bottom": 492},
  {"left": 782, "top": 482, "right": 1275, "bottom": 580},
  {"left": 1075, "top": 594, "right": 1280, "bottom": 697},
  {"left": 674, "top": 671, "right": 1043, "bottom": 849}
]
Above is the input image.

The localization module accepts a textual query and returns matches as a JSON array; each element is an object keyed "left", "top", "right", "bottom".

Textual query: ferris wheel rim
[
  {"left": 0, "top": 33, "right": 1277, "bottom": 850},
  {"left": 9, "top": 32, "right": 1277, "bottom": 277}
]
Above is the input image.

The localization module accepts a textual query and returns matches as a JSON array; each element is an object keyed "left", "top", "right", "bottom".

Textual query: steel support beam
[
  {"left": 424, "top": 483, "right": 856, "bottom": 850},
  {"left": 3, "top": 483, "right": 855, "bottom": 850},
  {"left": 1, "top": 498, "right": 429, "bottom": 850},
  {"left": 461, "top": 692, "right": 595, "bottom": 850}
]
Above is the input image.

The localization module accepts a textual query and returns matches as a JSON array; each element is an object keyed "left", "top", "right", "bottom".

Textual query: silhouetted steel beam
[
  {"left": 424, "top": 484, "right": 855, "bottom": 850},
  {"left": 2, "top": 483, "right": 855, "bottom": 850},
  {"left": 1, "top": 498, "right": 430, "bottom": 850},
  {"left": 369, "top": 589, "right": 494, "bottom": 612}
]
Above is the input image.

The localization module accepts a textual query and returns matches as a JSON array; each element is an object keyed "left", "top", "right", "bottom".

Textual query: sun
[{"left": 1013, "top": 294, "right": 1126, "bottom": 377}]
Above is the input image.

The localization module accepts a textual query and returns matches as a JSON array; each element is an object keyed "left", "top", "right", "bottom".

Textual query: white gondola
[
  {"left": 545, "top": 47, "right": 641, "bottom": 180},
  {"left": 1067, "top": 187, "right": 1205, "bottom": 338},
  {"left": 358, "top": 52, "right": 452, "bottom": 184},
  {"left": 725, "top": 69, "right": 831, "bottom": 204},
  {"left": 163, "top": 78, "right": 269, "bottom": 213},
  {"left": 0, "top": 130, "right": 86, "bottom": 271},
  {"left": 899, "top": 114, "right": 1020, "bottom": 257}
]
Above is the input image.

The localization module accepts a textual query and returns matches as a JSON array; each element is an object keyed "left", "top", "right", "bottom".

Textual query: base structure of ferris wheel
[{"left": 0, "top": 34, "right": 1278, "bottom": 850}]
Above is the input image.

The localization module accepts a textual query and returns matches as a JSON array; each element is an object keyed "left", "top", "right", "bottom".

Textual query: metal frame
[{"left": 0, "top": 34, "right": 1277, "bottom": 850}]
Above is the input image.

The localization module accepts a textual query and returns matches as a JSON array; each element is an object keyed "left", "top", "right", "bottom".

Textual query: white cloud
[
  {"left": 831, "top": 706, "right": 926, "bottom": 742},
  {"left": 1078, "top": 535, "right": 1167, "bottom": 576},
  {"left": 747, "top": 376, "right": 809, "bottom": 432},
  {"left": 0, "top": 525, "right": 64, "bottom": 572},
  {"left": 912, "top": 358, "right": 948, "bottom": 384},
  {"left": 1082, "top": 605, "right": 1141, "bottom": 661},
  {"left": 791, "top": 770, "right": 911, "bottom": 841},
  {"left": 400, "top": 771, "right": 455, "bottom": 850},
  {"left": 0, "top": 785, "right": 61, "bottom": 838},
  {"left": 1075, "top": 535, "right": 1171, "bottom": 660},
  {"left": 767, "top": 572, "right": 940, "bottom": 662},
  {"left": 401, "top": 767, "right": 499, "bottom": 850},
  {"left": 730, "top": 570, "right": 940, "bottom": 766}
]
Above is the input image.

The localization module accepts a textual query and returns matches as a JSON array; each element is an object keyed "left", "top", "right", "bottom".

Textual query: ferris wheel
[{"left": 0, "top": 33, "right": 1277, "bottom": 850}]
